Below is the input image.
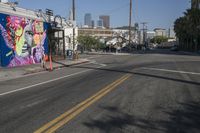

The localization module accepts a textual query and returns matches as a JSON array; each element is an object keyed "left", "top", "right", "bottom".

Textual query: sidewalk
[{"left": 0, "top": 58, "right": 89, "bottom": 81}]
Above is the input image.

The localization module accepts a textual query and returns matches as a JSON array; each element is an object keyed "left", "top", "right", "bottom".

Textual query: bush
[
  {"left": 77, "top": 35, "right": 106, "bottom": 51},
  {"left": 150, "top": 36, "right": 168, "bottom": 44}
]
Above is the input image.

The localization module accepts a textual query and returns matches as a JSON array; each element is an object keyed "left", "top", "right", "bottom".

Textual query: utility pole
[
  {"left": 141, "top": 22, "right": 148, "bottom": 45},
  {"left": 129, "top": 0, "right": 132, "bottom": 47},
  {"left": 72, "top": 0, "right": 75, "bottom": 51}
]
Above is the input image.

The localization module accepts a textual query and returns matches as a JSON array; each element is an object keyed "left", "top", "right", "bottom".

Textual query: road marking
[
  {"left": 87, "top": 56, "right": 102, "bottom": 59},
  {"left": 90, "top": 60, "right": 107, "bottom": 67},
  {"left": 0, "top": 60, "right": 107, "bottom": 97},
  {"left": 141, "top": 67, "right": 200, "bottom": 75},
  {"left": 0, "top": 61, "right": 91, "bottom": 82},
  {"left": 0, "top": 69, "right": 96, "bottom": 97},
  {"left": 20, "top": 99, "right": 47, "bottom": 109},
  {"left": 34, "top": 74, "right": 131, "bottom": 133}
]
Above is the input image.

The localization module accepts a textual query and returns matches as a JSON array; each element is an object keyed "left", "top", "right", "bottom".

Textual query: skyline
[
  {"left": 83, "top": 13, "right": 109, "bottom": 28},
  {"left": 17, "top": 0, "right": 190, "bottom": 30}
]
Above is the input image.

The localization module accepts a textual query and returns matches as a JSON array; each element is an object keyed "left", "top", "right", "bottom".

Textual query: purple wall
[{"left": 0, "top": 13, "right": 49, "bottom": 67}]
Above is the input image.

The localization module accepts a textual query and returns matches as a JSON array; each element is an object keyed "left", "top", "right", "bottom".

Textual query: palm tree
[
  {"left": 174, "top": 8, "right": 200, "bottom": 51},
  {"left": 186, "top": 9, "right": 200, "bottom": 51},
  {"left": 174, "top": 16, "right": 188, "bottom": 50}
]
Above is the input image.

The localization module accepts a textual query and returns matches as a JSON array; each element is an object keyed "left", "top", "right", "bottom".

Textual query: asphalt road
[{"left": 0, "top": 51, "right": 200, "bottom": 133}]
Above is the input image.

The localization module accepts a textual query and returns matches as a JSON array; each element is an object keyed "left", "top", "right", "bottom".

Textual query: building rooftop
[{"left": 0, "top": 2, "right": 48, "bottom": 21}]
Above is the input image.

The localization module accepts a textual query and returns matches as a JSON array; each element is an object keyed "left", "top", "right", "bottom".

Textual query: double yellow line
[{"left": 34, "top": 74, "right": 131, "bottom": 133}]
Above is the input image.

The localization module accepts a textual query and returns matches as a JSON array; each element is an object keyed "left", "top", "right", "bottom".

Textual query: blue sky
[{"left": 17, "top": 0, "right": 190, "bottom": 30}]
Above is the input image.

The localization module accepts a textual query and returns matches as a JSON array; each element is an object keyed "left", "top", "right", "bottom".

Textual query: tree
[
  {"left": 77, "top": 35, "right": 104, "bottom": 52},
  {"left": 174, "top": 9, "right": 200, "bottom": 51},
  {"left": 150, "top": 36, "right": 168, "bottom": 44},
  {"left": 174, "top": 16, "right": 189, "bottom": 50},
  {"left": 186, "top": 9, "right": 200, "bottom": 51}
]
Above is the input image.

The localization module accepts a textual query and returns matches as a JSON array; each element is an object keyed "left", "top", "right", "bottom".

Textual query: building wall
[
  {"left": 84, "top": 13, "right": 92, "bottom": 27},
  {"left": 0, "top": 13, "right": 49, "bottom": 67},
  {"left": 97, "top": 19, "right": 103, "bottom": 28},
  {"left": 0, "top": 2, "right": 47, "bottom": 21},
  {"left": 168, "top": 27, "right": 176, "bottom": 38},
  {"left": 147, "top": 31, "right": 155, "bottom": 40},
  {"left": 64, "top": 27, "right": 78, "bottom": 50},
  {"left": 154, "top": 29, "right": 167, "bottom": 37},
  {"left": 99, "top": 15, "right": 110, "bottom": 29},
  {"left": 78, "top": 28, "right": 113, "bottom": 38}
]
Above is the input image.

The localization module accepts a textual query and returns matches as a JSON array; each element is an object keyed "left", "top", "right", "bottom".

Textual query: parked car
[{"left": 170, "top": 45, "right": 178, "bottom": 51}]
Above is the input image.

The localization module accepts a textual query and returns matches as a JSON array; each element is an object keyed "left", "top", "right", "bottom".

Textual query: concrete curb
[{"left": 0, "top": 59, "right": 90, "bottom": 82}]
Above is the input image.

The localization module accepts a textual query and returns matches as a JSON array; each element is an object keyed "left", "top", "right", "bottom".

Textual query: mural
[{"left": 0, "top": 13, "right": 49, "bottom": 67}]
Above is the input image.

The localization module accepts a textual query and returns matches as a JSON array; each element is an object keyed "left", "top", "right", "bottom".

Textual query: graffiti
[
  {"left": 0, "top": 14, "right": 48, "bottom": 67},
  {"left": 0, "top": 24, "right": 13, "bottom": 48}
]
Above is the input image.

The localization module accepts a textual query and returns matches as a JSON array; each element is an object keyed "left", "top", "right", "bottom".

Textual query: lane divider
[{"left": 34, "top": 74, "right": 131, "bottom": 133}]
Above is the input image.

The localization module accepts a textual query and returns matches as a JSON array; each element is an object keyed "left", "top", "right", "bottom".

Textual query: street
[{"left": 0, "top": 51, "right": 200, "bottom": 133}]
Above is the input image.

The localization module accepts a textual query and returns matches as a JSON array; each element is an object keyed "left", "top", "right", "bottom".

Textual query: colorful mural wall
[{"left": 0, "top": 13, "right": 49, "bottom": 67}]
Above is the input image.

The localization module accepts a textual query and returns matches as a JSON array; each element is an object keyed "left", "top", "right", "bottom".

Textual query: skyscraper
[
  {"left": 191, "top": 0, "right": 200, "bottom": 9},
  {"left": 99, "top": 15, "right": 110, "bottom": 29},
  {"left": 97, "top": 19, "right": 103, "bottom": 28},
  {"left": 91, "top": 20, "right": 95, "bottom": 28},
  {"left": 84, "top": 13, "right": 92, "bottom": 27}
]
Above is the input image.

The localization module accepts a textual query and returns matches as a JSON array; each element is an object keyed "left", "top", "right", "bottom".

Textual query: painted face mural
[{"left": 0, "top": 14, "right": 48, "bottom": 67}]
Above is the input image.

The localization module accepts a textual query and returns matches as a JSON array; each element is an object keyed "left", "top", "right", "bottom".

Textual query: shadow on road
[
  {"left": 133, "top": 49, "right": 200, "bottom": 56},
  {"left": 83, "top": 101, "right": 200, "bottom": 133},
  {"left": 133, "top": 72, "right": 200, "bottom": 86},
  {"left": 54, "top": 61, "right": 200, "bottom": 86},
  {"left": 83, "top": 106, "right": 134, "bottom": 133}
]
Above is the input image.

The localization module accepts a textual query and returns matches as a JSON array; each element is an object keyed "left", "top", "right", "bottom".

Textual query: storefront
[{"left": 48, "top": 27, "right": 65, "bottom": 61}]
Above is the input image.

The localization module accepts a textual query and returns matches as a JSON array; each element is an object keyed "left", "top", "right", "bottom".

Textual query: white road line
[
  {"left": 0, "top": 60, "right": 91, "bottom": 82},
  {"left": 87, "top": 57, "right": 96, "bottom": 59},
  {"left": 0, "top": 60, "right": 107, "bottom": 96},
  {"left": 141, "top": 67, "right": 200, "bottom": 75},
  {"left": 87, "top": 55, "right": 103, "bottom": 59},
  {"left": 90, "top": 60, "right": 107, "bottom": 67},
  {"left": 0, "top": 66, "right": 104, "bottom": 97},
  {"left": 20, "top": 99, "right": 47, "bottom": 109}
]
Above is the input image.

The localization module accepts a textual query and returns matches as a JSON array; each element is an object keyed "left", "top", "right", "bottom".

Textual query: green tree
[
  {"left": 150, "top": 36, "right": 168, "bottom": 44},
  {"left": 77, "top": 35, "right": 104, "bottom": 52},
  {"left": 174, "top": 9, "right": 200, "bottom": 51}
]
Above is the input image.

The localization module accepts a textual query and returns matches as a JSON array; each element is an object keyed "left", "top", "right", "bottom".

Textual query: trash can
[{"left": 66, "top": 50, "right": 73, "bottom": 60}]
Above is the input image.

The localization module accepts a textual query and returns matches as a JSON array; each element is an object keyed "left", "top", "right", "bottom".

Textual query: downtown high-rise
[
  {"left": 84, "top": 13, "right": 92, "bottom": 27},
  {"left": 99, "top": 15, "right": 110, "bottom": 29}
]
